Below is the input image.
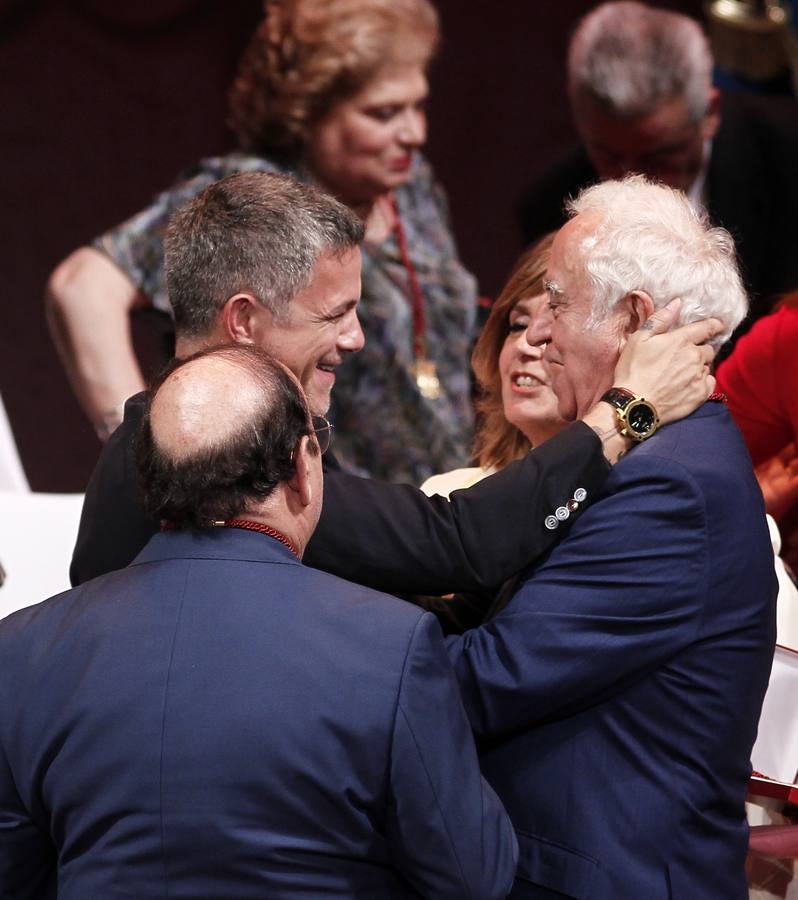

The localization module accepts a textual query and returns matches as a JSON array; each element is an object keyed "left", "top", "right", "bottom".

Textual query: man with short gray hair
[
  {"left": 452, "top": 175, "right": 776, "bottom": 898},
  {"left": 566, "top": 1, "right": 715, "bottom": 195},
  {"left": 520, "top": 0, "right": 798, "bottom": 349}
]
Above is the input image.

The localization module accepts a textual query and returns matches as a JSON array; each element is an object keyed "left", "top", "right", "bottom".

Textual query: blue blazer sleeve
[
  {"left": 386, "top": 614, "right": 517, "bottom": 900},
  {"left": 0, "top": 700, "right": 56, "bottom": 899},
  {"left": 446, "top": 456, "right": 709, "bottom": 738}
]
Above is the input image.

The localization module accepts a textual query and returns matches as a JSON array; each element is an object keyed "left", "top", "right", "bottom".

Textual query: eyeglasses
[{"left": 311, "top": 415, "right": 333, "bottom": 455}]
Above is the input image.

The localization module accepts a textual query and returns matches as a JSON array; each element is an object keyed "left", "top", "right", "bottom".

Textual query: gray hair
[
  {"left": 568, "top": 2, "right": 713, "bottom": 121},
  {"left": 567, "top": 175, "right": 748, "bottom": 348},
  {"left": 165, "top": 171, "right": 364, "bottom": 337}
]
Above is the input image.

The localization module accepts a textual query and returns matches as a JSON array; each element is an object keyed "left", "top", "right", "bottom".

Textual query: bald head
[
  {"left": 137, "top": 345, "right": 318, "bottom": 530},
  {"left": 150, "top": 351, "right": 277, "bottom": 462}
]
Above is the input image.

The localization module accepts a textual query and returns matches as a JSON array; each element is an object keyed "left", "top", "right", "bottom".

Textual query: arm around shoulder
[{"left": 307, "top": 421, "right": 608, "bottom": 595}]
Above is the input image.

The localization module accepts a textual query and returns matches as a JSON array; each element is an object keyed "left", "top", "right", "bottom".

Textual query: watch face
[{"left": 625, "top": 400, "right": 658, "bottom": 439}]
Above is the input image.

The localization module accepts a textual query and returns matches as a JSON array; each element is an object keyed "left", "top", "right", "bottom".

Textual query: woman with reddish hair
[{"left": 47, "top": 0, "right": 476, "bottom": 485}]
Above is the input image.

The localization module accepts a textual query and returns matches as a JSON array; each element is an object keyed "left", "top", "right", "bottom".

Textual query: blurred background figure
[
  {"left": 46, "top": 0, "right": 476, "bottom": 484},
  {"left": 519, "top": 0, "right": 798, "bottom": 356},
  {"left": 717, "top": 295, "right": 798, "bottom": 575},
  {"left": 706, "top": 0, "right": 797, "bottom": 96},
  {"left": 422, "top": 234, "right": 566, "bottom": 498}
]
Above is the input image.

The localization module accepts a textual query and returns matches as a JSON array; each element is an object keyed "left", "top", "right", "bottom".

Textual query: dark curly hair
[
  {"left": 228, "top": 0, "right": 438, "bottom": 157},
  {"left": 136, "top": 345, "right": 318, "bottom": 530}
]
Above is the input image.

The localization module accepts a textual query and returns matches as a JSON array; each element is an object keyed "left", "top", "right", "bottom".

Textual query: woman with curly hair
[
  {"left": 47, "top": 0, "right": 476, "bottom": 484},
  {"left": 423, "top": 234, "right": 567, "bottom": 498}
]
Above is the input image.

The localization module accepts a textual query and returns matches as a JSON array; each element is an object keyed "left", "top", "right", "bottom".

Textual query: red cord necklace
[
  {"left": 391, "top": 194, "right": 442, "bottom": 400},
  {"left": 162, "top": 519, "right": 299, "bottom": 557},
  {"left": 214, "top": 518, "right": 299, "bottom": 558}
]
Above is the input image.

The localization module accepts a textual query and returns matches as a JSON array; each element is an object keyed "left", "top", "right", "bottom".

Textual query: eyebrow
[
  {"left": 327, "top": 298, "right": 359, "bottom": 314},
  {"left": 543, "top": 279, "right": 564, "bottom": 297}
]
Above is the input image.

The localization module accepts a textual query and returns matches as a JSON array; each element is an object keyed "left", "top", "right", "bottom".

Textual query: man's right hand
[
  {"left": 581, "top": 300, "right": 724, "bottom": 464},
  {"left": 613, "top": 298, "right": 723, "bottom": 424}
]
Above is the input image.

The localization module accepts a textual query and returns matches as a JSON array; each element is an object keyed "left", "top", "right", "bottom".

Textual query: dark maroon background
[{"left": 0, "top": 0, "right": 702, "bottom": 491}]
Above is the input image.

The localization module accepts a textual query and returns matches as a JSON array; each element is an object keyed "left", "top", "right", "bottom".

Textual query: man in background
[{"left": 520, "top": 0, "right": 798, "bottom": 352}]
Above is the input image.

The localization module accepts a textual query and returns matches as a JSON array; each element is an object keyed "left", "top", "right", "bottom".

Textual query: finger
[
  {"left": 706, "top": 372, "right": 716, "bottom": 395},
  {"left": 700, "top": 344, "right": 715, "bottom": 366},
  {"left": 673, "top": 317, "right": 725, "bottom": 346},
  {"left": 640, "top": 297, "right": 681, "bottom": 334}
]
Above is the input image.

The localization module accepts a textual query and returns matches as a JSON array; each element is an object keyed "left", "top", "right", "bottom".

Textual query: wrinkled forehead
[{"left": 548, "top": 213, "right": 601, "bottom": 281}]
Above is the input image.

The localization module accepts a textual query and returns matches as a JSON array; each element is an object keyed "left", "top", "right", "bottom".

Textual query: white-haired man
[
  {"left": 520, "top": 1, "right": 798, "bottom": 351},
  {"left": 448, "top": 176, "right": 777, "bottom": 898}
]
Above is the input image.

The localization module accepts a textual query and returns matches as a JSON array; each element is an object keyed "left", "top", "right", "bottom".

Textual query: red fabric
[
  {"left": 716, "top": 306, "right": 798, "bottom": 466},
  {"left": 748, "top": 825, "right": 798, "bottom": 859}
]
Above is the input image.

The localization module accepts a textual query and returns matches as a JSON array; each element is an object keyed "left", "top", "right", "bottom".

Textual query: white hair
[
  {"left": 567, "top": 175, "right": 748, "bottom": 349},
  {"left": 568, "top": 2, "right": 713, "bottom": 121}
]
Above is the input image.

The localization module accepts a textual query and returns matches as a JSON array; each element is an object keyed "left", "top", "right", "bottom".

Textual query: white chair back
[
  {"left": 0, "top": 491, "right": 84, "bottom": 619},
  {"left": 0, "top": 393, "right": 28, "bottom": 492}
]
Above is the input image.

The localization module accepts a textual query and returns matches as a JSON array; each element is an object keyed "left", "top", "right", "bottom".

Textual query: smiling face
[
  {"left": 544, "top": 215, "right": 626, "bottom": 421},
  {"left": 306, "top": 64, "right": 428, "bottom": 208},
  {"left": 574, "top": 92, "right": 719, "bottom": 194},
  {"left": 252, "top": 247, "right": 364, "bottom": 416},
  {"left": 498, "top": 293, "right": 565, "bottom": 446}
]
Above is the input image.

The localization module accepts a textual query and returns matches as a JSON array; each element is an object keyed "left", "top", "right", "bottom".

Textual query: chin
[
  {"left": 380, "top": 170, "right": 412, "bottom": 190},
  {"left": 307, "top": 393, "right": 331, "bottom": 417}
]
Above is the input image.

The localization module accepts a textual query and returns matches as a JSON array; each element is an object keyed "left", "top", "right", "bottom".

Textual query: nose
[
  {"left": 338, "top": 308, "right": 365, "bottom": 354},
  {"left": 525, "top": 305, "right": 553, "bottom": 351},
  {"left": 397, "top": 107, "right": 426, "bottom": 148}
]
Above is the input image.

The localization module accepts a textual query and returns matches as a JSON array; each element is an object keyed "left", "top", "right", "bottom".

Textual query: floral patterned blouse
[{"left": 94, "top": 152, "right": 477, "bottom": 483}]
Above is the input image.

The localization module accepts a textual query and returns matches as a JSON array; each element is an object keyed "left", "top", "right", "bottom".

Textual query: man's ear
[
  {"left": 621, "top": 290, "right": 656, "bottom": 336},
  {"left": 287, "top": 435, "right": 314, "bottom": 508},
  {"left": 703, "top": 87, "right": 721, "bottom": 142},
  {"left": 220, "top": 293, "right": 269, "bottom": 345}
]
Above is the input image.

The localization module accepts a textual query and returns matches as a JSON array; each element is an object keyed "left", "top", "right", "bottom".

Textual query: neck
[
  {"left": 174, "top": 332, "right": 218, "bottom": 360},
  {"left": 523, "top": 421, "right": 566, "bottom": 448},
  {"left": 364, "top": 193, "right": 398, "bottom": 242},
  {"left": 331, "top": 191, "right": 395, "bottom": 243},
  {"left": 226, "top": 510, "right": 308, "bottom": 559}
]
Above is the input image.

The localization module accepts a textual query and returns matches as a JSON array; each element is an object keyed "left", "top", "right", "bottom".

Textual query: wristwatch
[{"left": 601, "top": 387, "right": 660, "bottom": 442}]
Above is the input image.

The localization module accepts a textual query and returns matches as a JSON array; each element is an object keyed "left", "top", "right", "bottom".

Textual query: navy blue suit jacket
[
  {"left": 0, "top": 529, "right": 516, "bottom": 899},
  {"left": 447, "top": 403, "right": 776, "bottom": 898}
]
